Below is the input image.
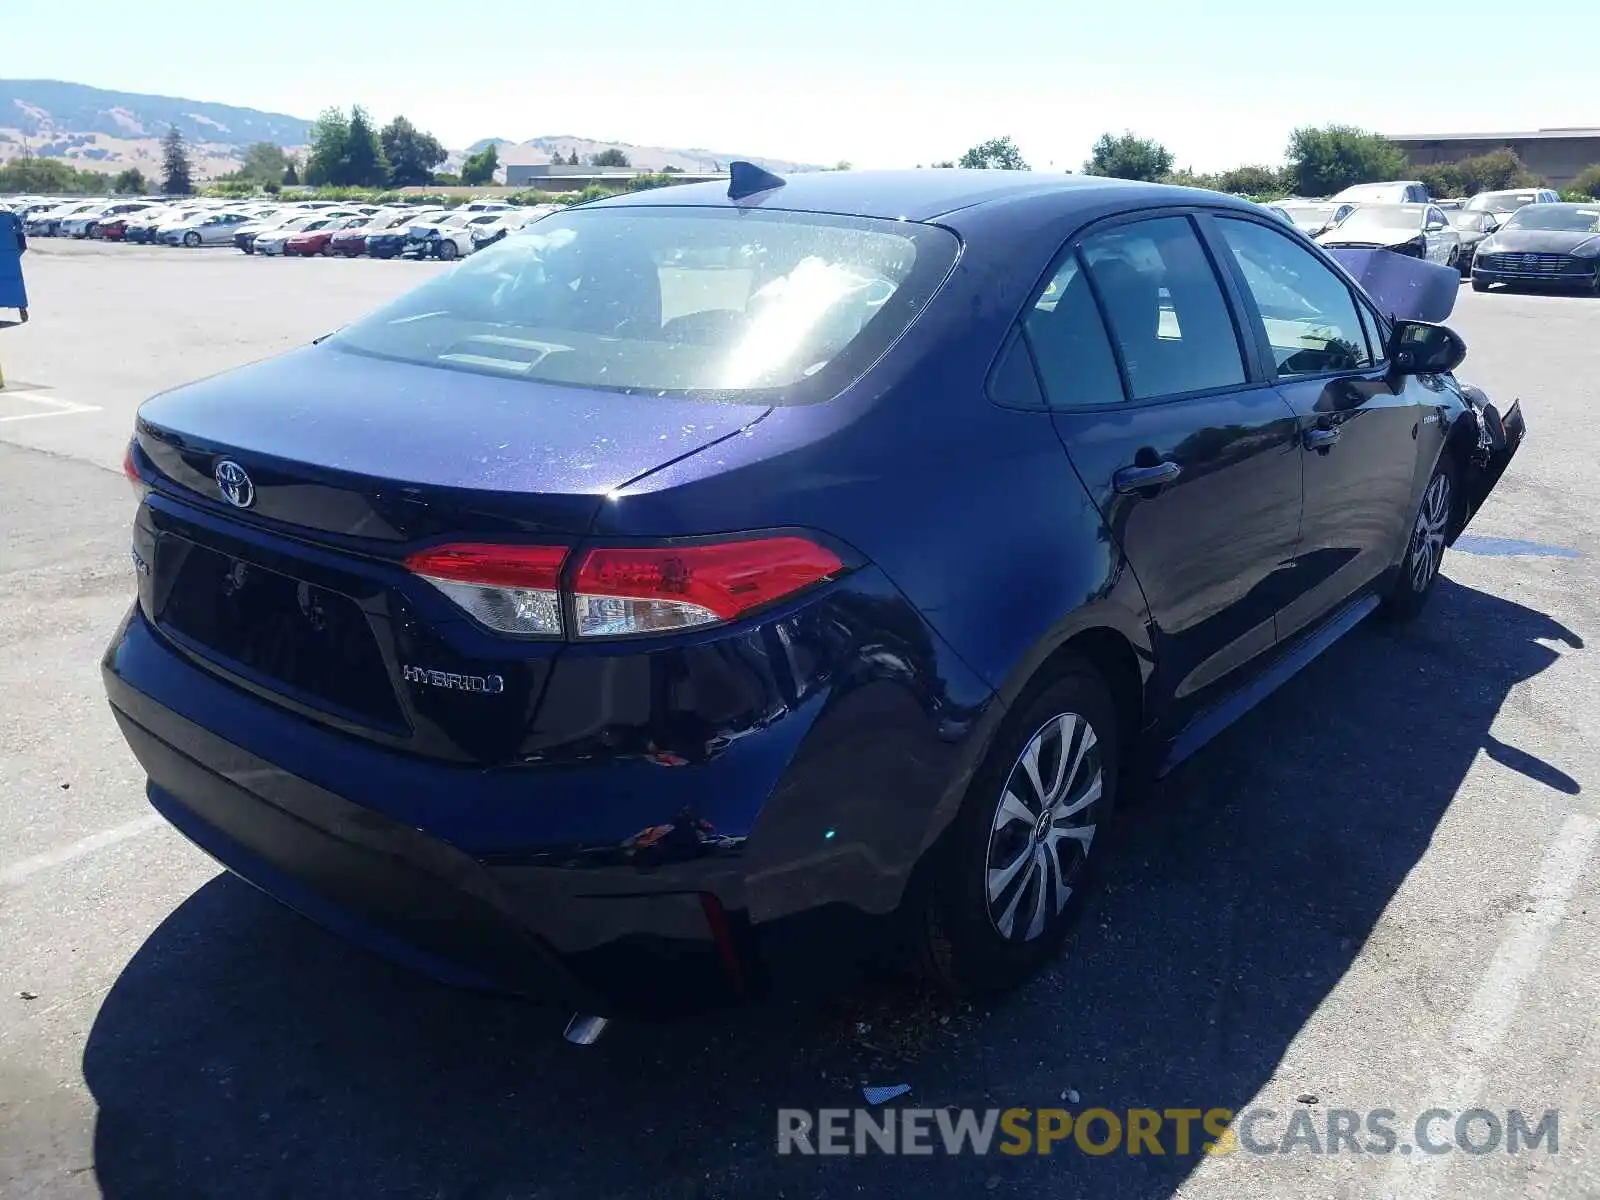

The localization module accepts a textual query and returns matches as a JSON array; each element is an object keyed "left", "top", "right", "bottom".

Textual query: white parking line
[
  {"left": 0, "top": 389, "right": 102, "bottom": 424},
  {"left": 1382, "top": 812, "right": 1600, "bottom": 1199},
  {"left": 0, "top": 814, "right": 163, "bottom": 888}
]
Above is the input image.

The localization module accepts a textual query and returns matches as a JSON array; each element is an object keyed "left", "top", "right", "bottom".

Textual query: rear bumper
[{"left": 104, "top": 589, "right": 992, "bottom": 1011}]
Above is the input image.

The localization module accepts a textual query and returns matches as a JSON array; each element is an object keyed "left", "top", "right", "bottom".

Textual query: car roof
[{"left": 589, "top": 168, "right": 1173, "bottom": 222}]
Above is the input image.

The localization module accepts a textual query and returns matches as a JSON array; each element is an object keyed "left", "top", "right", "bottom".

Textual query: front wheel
[
  {"left": 183, "top": 231, "right": 201, "bottom": 248},
  {"left": 437, "top": 239, "right": 458, "bottom": 261},
  {"left": 916, "top": 659, "right": 1117, "bottom": 996},
  {"left": 1381, "top": 457, "right": 1457, "bottom": 621}
]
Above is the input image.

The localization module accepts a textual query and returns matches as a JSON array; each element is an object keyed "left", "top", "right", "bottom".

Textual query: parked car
[
  {"left": 402, "top": 212, "right": 498, "bottom": 259},
  {"left": 1332, "top": 180, "right": 1432, "bottom": 204},
  {"left": 62, "top": 201, "right": 157, "bottom": 239},
  {"left": 127, "top": 207, "right": 198, "bottom": 244},
  {"left": 1471, "top": 202, "right": 1600, "bottom": 293},
  {"left": 26, "top": 201, "right": 105, "bottom": 237},
  {"left": 365, "top": 209, "right": 450, "bottom": 258},
  {"left": 1463, "top": 188, "right": 1560, "bottom": 219},
  {"left": 1317, "top": 202, "right": 1461, "bottom": 266},
  {"left": 469, "top": 207, "right": 558, "bottom": 251},
  {"left": 328, "top": 210, "right": 406, "bottom": 256},
  {"left": 285, "top": 215, "right": 375, "bottom": 256},
  {"left": 255, "top": 215, "right": 348, "bottom": 256},
  {"left": 160, "top": 211, "right": 256, "bottom": 247},
  {"left": 1273, "top": 200, "right": 1355, "bottom": 238},
  {"left": 107, "top": 170, "right": 1524, "bottom": 1021},
  {"left": 239, "top": 210, "right": 361, "bottom": 254},
  {"left": 1447, "top": 209, "right": 1500, "bottom": 275}
]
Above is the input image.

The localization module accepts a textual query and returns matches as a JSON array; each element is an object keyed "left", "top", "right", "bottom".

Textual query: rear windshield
[
  {"left": 330, "top": 207, "right": 958, "bottom": 401},
  {"left": 1465, "top": 192, "right": 1538, "bottom": 213}
]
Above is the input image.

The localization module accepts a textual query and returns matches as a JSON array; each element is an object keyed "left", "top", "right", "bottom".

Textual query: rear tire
[
  {"left": 915, "top": 658, "right": 1118, "bottom": 996},
  {"left": 183, "top": 231, "right": 201, "bottom": 248},
  {"left": 1381, "top": 455, "right": 1458, "bottom": 622},
  {"left": 437, "top": 240, "right": 458, "bottom": 261}
]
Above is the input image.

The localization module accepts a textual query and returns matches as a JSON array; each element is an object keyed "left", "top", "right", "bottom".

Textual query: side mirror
[{"left": 1390, "top": 319, "right": 1466, "bottom": 375}]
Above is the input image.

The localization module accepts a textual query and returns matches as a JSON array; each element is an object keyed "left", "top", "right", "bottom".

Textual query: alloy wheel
[
  {"left": 1409, "top": 472, "right": 1452, "bottom": 593},
  {"left": 984, "top": 712, "right": 1102, "bottom": 942}
]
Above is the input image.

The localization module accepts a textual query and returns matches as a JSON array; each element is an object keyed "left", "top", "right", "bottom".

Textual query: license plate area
[{"left": 155, "top": 536, "right": 405, "bottom": 731}]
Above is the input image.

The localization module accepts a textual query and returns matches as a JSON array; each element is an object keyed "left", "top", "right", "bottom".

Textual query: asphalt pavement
[{"left": 1, "top": 240, "right": 1597, "bottom": 1200}]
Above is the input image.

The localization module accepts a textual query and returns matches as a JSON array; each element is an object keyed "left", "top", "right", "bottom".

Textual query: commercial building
[{"left": 1384, "top": 128, "right": 1600, "bottom": 189}]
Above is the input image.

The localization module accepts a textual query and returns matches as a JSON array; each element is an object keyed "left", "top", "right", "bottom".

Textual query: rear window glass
[{"left": 331, "top": 207, "right": 959, "bottom": 401}]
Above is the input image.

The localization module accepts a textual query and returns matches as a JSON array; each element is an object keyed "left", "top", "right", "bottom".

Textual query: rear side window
[
  {"left": 1215, "top": 217, "right": 1373, "bottom": 377},
  {"left": 1080, "top": 216, "right": 1246, "bottom": 400},
  {"left": 1023, "top": 256, "right": 1124, "bottom": 408},
  {"left": 331, "top": 208, "right": 959, "bottom": 402}
]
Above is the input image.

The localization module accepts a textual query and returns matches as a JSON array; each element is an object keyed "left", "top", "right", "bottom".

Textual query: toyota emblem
[{"left": 214, "top": 459, "right": 255, "bottom": 509}]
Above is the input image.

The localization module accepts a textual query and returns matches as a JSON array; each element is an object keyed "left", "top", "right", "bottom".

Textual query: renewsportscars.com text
[{"left": 776, "top": 1106, "right": 1559, "bottom": 1157}]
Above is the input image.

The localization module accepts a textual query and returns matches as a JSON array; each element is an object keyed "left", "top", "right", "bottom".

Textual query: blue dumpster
[{"left": 0, "top": 210, "right": 27, "bottom": 323}]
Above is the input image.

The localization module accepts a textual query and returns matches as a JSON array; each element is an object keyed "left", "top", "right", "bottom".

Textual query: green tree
[
  {"left": 1165, "top": 167, "right": 1221, "bottom": 190},
  {"left": 930, "top": 159, "right": 956, "bottom": 169},
  {"left": 0, "top": 158, "right": 109, "bottom": 194},
  {"left": 1571, "top": 164, "right": 1600, "bottom": 199},
  {"left": 1084, "top": 131, "right": 1173, "bottom": 181},
  {"left": 1283, "top": 125, "right": 1407, "bottom": 196},
  {"left": 161, "top": 125, "right": 193, "bottom": 195},
  {"left": 590, "top": 147, "right": 631, "bottom": 168},
  {"left": 282, "top": 157, "right": 299, "bottom": 186},
  {"left": 959, "top": 137, "right": 1028, "bottom": 170},
  {"left": 379, "top": 116, "right": 447, "bottom": 187},
  {"left": 1416, "top": 161, "right": 1464, "bottom": 199},
  {"left": 1455, "top": 149, "right": 1538, "bottom": 195},
  {"left": 112, "top": 167, "right": 147, "bottom": 195},
  {"left": 1214, "top": 164, "right": 1284, "bottom": 196},
  {"left": 344, "top": 106, "right": 390, "bottom": 187},
  {"left": 303, "top": 107, "right": 351, "bottom": 186},
  {"left": 461, "top": 143, "right": 500, "bottom": 186},
  {"left": 238, "top": 141, "right": 289, "bottom": 183}
]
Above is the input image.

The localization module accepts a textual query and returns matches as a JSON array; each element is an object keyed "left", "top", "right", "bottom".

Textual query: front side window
[
  {"left": 331, "top": 207, "right": 958, "bottom": 401},
  {"left": 1216, "top": 217, "right": 1372, "bottom": 377},
  {"left": 1079, "top": 216, "right": 1245, "bottom": 400}
]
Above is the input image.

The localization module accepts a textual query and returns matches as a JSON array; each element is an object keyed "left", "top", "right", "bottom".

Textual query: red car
[
  {"left": 98, "top": 216, "right": 135, "bottom": 242},
  {"left": 285, "top": 216, "right": 369, "bottom": 257}
]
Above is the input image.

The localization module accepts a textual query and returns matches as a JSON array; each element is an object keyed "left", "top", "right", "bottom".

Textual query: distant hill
[
  {"left": 1, "top": 79, "right": 313, "bottom": 179},
  {"left": 457, "top": 135, "right": 819, "bottom": 178},
  {"left": 0, "top": 79, "right": 819, "bottom": 184}
]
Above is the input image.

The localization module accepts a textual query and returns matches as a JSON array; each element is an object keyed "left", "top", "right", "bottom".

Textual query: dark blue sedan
[{"left": 105, "top": 168, "right": 1523, "bottom": 1022}]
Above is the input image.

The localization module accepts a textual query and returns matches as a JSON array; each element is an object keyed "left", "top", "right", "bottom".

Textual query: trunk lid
[
  {"left": 133, "top": 343, "right": 767, "bottom": 763},
  {"left": 136, "top": 342, "right": 766, "bottom": 540}
]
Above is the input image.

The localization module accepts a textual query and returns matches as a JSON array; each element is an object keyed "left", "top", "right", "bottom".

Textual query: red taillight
[
  {"left": 123, "top": 440, "right": 147, "bottom": 500},
  {"left": 572, "top": 536, "right": 842, "bottom": 638},
  {"left": 405, "top": 543, "right": 568, "bottom": 637},
  {"left": 405, "top": 535, "right": 842, "bottom": 640}
]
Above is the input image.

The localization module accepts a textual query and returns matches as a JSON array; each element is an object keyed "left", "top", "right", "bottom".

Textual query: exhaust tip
[{"left": 563, "top": 1013, "right": 609, "bottom": 1045}]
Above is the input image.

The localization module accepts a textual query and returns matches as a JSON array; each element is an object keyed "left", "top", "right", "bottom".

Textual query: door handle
[
  {"left": 1303, "top": 427, "right": 1341, "bottom": 452},
  {"left": 1113, "top": 460, "right": 1183, "bottom": 494}
]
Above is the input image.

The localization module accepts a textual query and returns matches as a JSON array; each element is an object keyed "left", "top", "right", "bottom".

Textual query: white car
[
  {"left": 253, "top": 214, "right": 347, "bottom": 256},
  {"left": 61, "top": 201, "right": 159, "bottom": 238},
  {"left": 409, "top": 211, "right": 509, "bottom": 259},
  {"left": 26, "top": 201, "right": 105, "bottom": 236},
  {"left": 469, "top": 206, "right": 558, "bottom": 251},
  {"left": 159, "top": 211, "right": 256, "bottom": 247}
]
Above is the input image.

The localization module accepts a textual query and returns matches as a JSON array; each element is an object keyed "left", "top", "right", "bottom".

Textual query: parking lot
[{"left": 2, "top": 239, "right": 1598, "bottom": 1199}]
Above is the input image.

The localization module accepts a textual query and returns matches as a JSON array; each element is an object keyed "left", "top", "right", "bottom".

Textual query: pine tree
[{"left": 161, "top": 126, "right": 193, "bottom": 195}]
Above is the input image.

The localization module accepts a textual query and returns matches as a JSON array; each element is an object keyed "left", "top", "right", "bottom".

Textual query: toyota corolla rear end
[{"left": 104, "top": 200, "right": 982, "bottom": 1014}]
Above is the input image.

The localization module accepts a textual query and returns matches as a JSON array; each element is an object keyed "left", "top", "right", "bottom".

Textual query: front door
[
  {"left": 1207, "top": 214, "right": 1430, "bottom": 641},
  {"left": 1026, "top": 213, "right": 1305, "bottom": 728}
]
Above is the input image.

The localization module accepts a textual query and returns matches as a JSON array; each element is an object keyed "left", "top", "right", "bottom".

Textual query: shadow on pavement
[{"left": 83, "top": 578, "right": 1582, "bottom": 1199}]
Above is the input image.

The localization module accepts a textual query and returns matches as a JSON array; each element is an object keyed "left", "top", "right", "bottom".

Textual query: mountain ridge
[{"left": 1, "top": 79, "right": 819, "bottom": 182}]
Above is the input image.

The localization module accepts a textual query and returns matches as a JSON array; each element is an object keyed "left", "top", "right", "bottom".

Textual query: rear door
[
  {"left": 1207, "top": 213, "right": 1431, "bottom": 641},
  {"left": 1030, "top": 213, "right": 1304, "bottom": 726}
]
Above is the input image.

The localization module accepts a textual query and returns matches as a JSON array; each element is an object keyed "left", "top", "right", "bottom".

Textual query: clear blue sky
[{"left": 6, "top": 0, "right": 1599, "bottom": 169}]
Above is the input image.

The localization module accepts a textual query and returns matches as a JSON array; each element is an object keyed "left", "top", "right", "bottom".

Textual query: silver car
[{"left": 160, "top": 212, "right": 256, "bottom": 247}]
